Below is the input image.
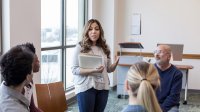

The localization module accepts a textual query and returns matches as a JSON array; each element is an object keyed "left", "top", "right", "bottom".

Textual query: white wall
[
  {"left": 115, "top": 0, "right": 200, "bottom": 90},
  {"left": 2, "top": 0, "right": 41, "bottom": 104},
  {"left": 92, "top": 0, "right": 200, "bottom": 90},
  {"left": 116, "top": 0, "right": 200, "bottom": 53},
  {"left": 0, "top": 0, "right": 2, "bottom": 56},
  {"left": 2, "top": 0, "right": 41, "bottom": 84},
  {"left": 0, "top": 0, "right": 2, "bottom": 82},
  {"left": 1, "top": 0, "right": 199, "bottom": 90}
]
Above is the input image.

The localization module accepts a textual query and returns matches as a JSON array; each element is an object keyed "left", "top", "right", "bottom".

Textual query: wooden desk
[{"left": 117, "top": 64, "right": 193, "bottom": 105}]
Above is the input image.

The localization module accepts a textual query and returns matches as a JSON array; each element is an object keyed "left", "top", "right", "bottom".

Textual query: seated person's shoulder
[
  {"left": 175, "top": 68, "right": 183, "bottom": 78},
  {"left": 122, "top": 105, "right": 147, "bottom": 112},
  {"left": 172, "top": 65, "right": 183, "bottom": 76},
  {"left": 0, "top": 98, "right": 29, "bottom": 112}
]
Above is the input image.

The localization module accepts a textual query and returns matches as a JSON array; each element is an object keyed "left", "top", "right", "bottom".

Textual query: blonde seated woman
[{"left": 122, "top": 61, "right": 162, "bottom": 112}]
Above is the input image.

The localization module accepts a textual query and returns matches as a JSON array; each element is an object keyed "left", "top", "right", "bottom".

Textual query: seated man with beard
[{"left": 154, "top": 45, "right": 183, "bottom": 112}]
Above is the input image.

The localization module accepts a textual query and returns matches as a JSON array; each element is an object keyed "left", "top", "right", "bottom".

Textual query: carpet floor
[{"left": 67, "top": 89, "right": 200, "bottom": 112}]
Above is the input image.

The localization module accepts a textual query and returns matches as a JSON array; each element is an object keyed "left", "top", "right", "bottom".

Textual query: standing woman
[{"left": 71, "top": 19, "right": 119, "bottom": 112}]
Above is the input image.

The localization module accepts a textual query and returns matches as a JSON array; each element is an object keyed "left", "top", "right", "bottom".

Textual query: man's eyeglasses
[{"left": 153, "top": 50, "right": 169, "bottom": 54}]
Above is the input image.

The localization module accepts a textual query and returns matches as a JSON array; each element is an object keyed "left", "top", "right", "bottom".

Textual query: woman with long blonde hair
[{"left": 122, "top": 61, "right": 162, "bottom": 112}]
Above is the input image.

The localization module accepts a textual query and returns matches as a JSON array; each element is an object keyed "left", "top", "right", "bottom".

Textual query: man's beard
[{"left": 155, "top": 59, "right": 165, "bottom": 65}]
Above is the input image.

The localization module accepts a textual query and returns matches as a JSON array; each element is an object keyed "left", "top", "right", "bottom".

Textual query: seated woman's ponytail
[{"left": 126, "top": 62, "right": 162, "bottom": 112}]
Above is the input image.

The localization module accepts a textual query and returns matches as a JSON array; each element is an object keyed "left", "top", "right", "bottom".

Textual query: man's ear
[
  {"left": 26, "top": 73, "right": 33, "bottom": 82},
  {"left": 168, "top": 53, "right": 172, "bottom": 60}
]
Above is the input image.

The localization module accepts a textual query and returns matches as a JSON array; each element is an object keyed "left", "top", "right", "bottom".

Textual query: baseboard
[
  {"left": 65, "top": 90, "right": 76, "bottom": 106},
  {"left": 182, "top": 89, "right": 200, "bottom": 93},
  {"left": 110, "top": 85, "right": 117, "bottom": 91},
  {"left": 67, "top": 95, "right": 77, "bottom": 106}
]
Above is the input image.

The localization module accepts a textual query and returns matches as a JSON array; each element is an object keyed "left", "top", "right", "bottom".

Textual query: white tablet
[{"left": 79, "top": 54, "right": 103, "bottom": 69}]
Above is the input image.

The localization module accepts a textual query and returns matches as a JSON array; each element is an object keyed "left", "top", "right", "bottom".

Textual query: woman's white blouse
[{"left": 71, "top": 44, "right": 111, "bottom": 94}]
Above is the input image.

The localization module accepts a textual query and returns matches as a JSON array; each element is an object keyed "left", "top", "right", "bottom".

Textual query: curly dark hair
[
  {"left": 0, "top": 45, "right": 34, "bottom": 86},
  {"left": 19, "top": 42, "right": 36, "bottom": 54},
  {"left": 79, "top": 19, "right": 110, "bottom": 58}
]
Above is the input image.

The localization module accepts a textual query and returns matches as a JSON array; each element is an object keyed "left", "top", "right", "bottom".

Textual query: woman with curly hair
[{"left": 71, "top": 19, "right": 119, "bottom": 112}]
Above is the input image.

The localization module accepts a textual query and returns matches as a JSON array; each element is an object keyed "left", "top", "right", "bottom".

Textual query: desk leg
[{"left": 183, "top": 69, "right": 188, "bottom": 105}]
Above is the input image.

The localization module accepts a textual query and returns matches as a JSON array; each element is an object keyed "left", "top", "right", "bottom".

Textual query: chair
[{"left": 35, "top": 82, "right": 68, "bottom": 112}]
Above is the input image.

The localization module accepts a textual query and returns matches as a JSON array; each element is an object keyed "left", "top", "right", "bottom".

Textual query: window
[
  {"left": 42, "top": 55, "right": 58, "bottom": 63},
  {"left": 41, "top": 0, "right": 87, "bottom": 90}
]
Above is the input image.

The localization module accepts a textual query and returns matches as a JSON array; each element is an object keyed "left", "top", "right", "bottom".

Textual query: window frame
[{"left": 41, "top": 0, "right": 88, "bottom": 91}]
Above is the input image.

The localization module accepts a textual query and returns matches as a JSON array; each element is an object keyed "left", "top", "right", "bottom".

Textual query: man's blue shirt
[{"left": 155, "top": 64, "right": 183, "bottom": 112}]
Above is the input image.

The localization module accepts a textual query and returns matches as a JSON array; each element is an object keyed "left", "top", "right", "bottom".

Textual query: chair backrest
[{"left": 35, "top": 82, "right": 68, "bottom": 112}]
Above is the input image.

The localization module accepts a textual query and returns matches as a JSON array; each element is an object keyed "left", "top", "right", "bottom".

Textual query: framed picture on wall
[{"left": 131, "top": 13, "right": 141, "bottom": 35}]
